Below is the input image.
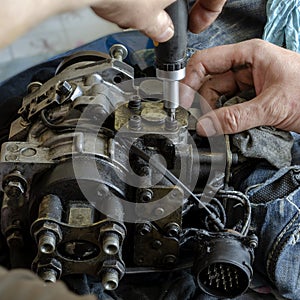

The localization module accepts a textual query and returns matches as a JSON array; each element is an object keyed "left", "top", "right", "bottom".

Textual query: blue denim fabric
[
  {"left": 187, "top": 0, "right": 267, "bottom": 49},
  {"left": 239, "top": 165, "right": 300, "bottom": 300}
]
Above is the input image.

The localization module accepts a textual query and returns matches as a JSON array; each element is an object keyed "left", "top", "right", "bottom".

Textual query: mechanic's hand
[
  {"left": 1, "top": 0, "right": 227, "bottom": 50},
  {"left": 0, "top": 0, "right": 176, "bottom": 49},
  {"left": 189, "top": 0, "right": 227, "bottom": 33},
  {"left": 181, "top": 39, "right": 300, "bottom": 136},
  {"left": 92, "top": 0, "right": 227, "bottom": 42},
  {"left": 91, "top": 0, "right": 176, "bottom": 42}
]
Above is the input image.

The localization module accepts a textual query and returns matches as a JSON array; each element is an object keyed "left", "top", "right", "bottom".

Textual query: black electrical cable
[
  {"left": 40, "top": 109, "right": 114, "bottom": 137},
  {"left": 216, "top": 189, "right": 251, "bottom": 235},
  {"left": 122, "top": 140, "right": 225, "bottom": 231}
]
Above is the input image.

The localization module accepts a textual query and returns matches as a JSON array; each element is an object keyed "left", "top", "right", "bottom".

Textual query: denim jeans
[
  {"left": 238, "top": 156, "right": 300, "bottom": 299},
  {"left": 187, "top": 0, "right": 267, "bottom": 50}
]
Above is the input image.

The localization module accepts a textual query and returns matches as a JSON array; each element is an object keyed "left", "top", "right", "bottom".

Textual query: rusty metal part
[{"left": 0, "top": 45, "right": 255, "bottom": 298}]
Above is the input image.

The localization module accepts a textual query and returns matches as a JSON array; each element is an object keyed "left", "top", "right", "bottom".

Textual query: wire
[
  {"left": 122, "top": 140, "right": 225, "bottom": 231},
  {"left": 217, "top": 189, "right": 251, "bottom": 235},
  {"left": 40, "top": 109, "right": 114, "bottom": 137}
]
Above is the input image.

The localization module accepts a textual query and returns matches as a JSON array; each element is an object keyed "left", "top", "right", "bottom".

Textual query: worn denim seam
[{"left": 266, "top": 209, "right": 300, "bottom": 282}]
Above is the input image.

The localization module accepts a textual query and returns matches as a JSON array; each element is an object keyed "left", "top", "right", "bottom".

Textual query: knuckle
[{"left": 222, "top": 107, "right": 242, "bottom": 133}]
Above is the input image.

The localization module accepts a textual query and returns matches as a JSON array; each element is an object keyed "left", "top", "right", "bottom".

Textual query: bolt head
[
  {"left": 58, "top": 81, "right": 72, "bottom": 95},
  {"left": 152, "top": 240, "right": 162, "bottom": 249},
  {"left": 4, "top": 181, "right": 24, "bottom": 198}
]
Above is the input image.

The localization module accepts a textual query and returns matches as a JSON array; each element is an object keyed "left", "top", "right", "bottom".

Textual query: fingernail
[
  {"left": 157, "top": 25, "right": 174, "bottom": 42},
  {"left": 197, "top": 118, "right": 217, "bottom": 136}
]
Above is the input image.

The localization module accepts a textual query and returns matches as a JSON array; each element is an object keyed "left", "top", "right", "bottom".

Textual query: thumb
[
  {"left": 142, "top": 10, "right": 174, "bottom": 42},
  {"left": 196, "top": 99, "right": 262, "bottom": 136}
]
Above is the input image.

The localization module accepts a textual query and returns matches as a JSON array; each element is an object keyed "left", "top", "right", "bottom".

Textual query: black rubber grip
[{"left": 155, "top": 0, "right": 188, "bottom": 71}]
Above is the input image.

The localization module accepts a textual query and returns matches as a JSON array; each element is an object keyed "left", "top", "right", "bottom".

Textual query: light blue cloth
[{"left": 263, "top": 0, "right": 300, "bottom": 52}]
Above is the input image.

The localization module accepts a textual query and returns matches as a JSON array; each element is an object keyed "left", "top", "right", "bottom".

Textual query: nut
[
  {"left": 36, "top": 258, "right": 62, "bottom": 280},
  {"left": 99, "top": 223, "right": 126, "bottom": 241},
  {"left": 137, "top": 223, "right": 152, "bottom": 236},
  {"left": 33, "top": 221, "right": 62, "bottom": 244},
  {"left": 164, "top": 222, "right": 181, "bottom": 238},
  {"left": 101, "top": 259, "right": 125, "bottom": 280},
  {"left": 4, "top": 181, "right": 24, "bottom": 199}
]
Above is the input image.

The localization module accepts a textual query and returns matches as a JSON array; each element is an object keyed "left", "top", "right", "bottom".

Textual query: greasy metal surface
[{"left": 0, "top": 46, "right": 255, "bottom": 298}]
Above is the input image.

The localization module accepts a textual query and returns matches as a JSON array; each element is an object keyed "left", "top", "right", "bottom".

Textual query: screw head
[
  {"left": 152, "top": 240, "right": 162, "bottom": 249},
  {"left": 109, "top": 44, "right": 128, "bottom": 61}
]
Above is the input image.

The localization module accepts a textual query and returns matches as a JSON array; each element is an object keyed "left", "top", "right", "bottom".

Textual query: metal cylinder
[
  {"left": 39, "top": 269, "right": 57, "bottom": 283},
  {"left": 38, "top": 194, "right": 62, "bottom": 221},
  {"left": 102, "top": 233, "right": 120, "bottom": 255},
  {"left": 38, "top": 231, "right": 56, "bottom": 254},
  {"left": 102, "top": 268, "right": 119, "bottom": 290}
]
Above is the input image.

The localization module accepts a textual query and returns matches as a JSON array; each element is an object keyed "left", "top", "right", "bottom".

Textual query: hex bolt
[
  {"left": 165, "top": 116, "right": 178, "bottom": 131},
  {"left": 36, "top": 259, "right": 62, "bottom": 283},
  {"left": 165, "top": 223, "right": 180, "bottom": 238},
  {"left": 137, "top": 223, "right": 152, "bottom": 236},
  {"left": 4, "top": 181, "right": 24, "bottom": 198},
  {"left": 109, "top": 44, "right": 128, "bottom": 61},
  {"left": 40, "top": 269, "right": 57, "bottom": 283},
  {"left": 140, "top": 189, "right": 153, "bottom": 202},
  {"left": 102, "top": 233, "right": 120, "bottom": 255},
  {"left": 38, "top": 231, "right": 56, "bottom": 255},
  {"left": 4, "top": 181, "right": 25, "bottom": 208},
  {"left": 58, "top": 81, "right": 72, "bottom": 95},
  {"left": 128, "top": 95, "right": 141, "bottom": 111},
  {"left": 129, "top": 115, "right": 142, "bottom": 130},
  {"left": 102, "top": 268, "right": 119, "bottom": 290}
]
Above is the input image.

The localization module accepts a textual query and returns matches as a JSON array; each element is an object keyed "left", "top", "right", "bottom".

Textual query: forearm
[{"left": 0, "top": 0, "right": 101, "bottom": 49}]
